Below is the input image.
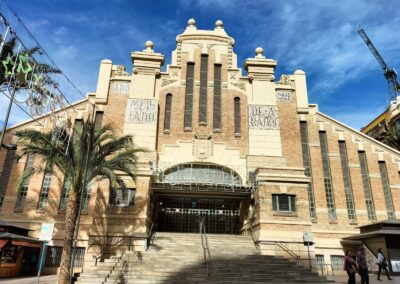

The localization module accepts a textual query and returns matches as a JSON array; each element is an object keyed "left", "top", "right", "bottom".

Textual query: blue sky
[{"left": 1, "top": 0, "right": 400, "bottom": 130}]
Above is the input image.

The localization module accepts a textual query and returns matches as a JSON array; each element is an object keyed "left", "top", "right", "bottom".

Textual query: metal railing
[
  {"left": 147, "top": 223, "right": 157, "bottom": 249},
  {"left": 274, "top": 241, "right": 301, "bottom": 261},
  {"left": 199, "top": 216, "right": 211, "bottom": 276}
]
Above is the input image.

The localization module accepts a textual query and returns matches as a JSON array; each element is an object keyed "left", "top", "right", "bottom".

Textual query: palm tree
[
  {"left": 15, "top": 118, "right": 144, "bottom": 284},
  {"left": 382, "top": 126, "right": 400, "bottom": 151}
]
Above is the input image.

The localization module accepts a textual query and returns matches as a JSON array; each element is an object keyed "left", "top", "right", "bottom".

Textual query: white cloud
[{"left": 53, "top": 45, "right": 78, "bottom": 59}]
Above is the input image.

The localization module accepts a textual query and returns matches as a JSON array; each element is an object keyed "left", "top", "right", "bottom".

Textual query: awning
[
  {"left": 0, "top": 239, "right": 8, "bottom": 249},
  {"left": 343, "top": 229, "right": 400, "bottom": 241},
  {"left": 0, "top": 232, "right": 43, "bottom": 244}
]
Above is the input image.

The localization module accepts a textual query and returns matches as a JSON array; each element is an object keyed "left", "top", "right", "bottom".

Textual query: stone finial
[
  {"left": 215, "top": 20, "right": 224, "bottom": 29},
  {"left": 144, "top": 40, "right": 154, "bottom": 52},
  {"left": 188, "top": 18, "right": 196, "bottom": 28},
  {"left": 255, "top": 47, "right": 264, "bottom": 58}
]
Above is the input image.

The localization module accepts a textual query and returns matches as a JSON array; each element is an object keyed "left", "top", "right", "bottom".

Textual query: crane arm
[{"left": 358, "top": 28, "right": 390, "bottom": 72}]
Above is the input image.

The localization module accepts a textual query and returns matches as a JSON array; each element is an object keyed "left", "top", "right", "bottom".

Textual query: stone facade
[{"left": 0, "top": 19, "right": 400, "bottom": 274}]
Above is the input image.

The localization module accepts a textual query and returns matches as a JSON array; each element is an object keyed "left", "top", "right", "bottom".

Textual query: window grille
[
  {"left": 316, "top": 254, "right": 325, "bottom": 270},
  {"left": 338, "top": 141, "right": 356, "bottom": 221},
  {"left": 164, "top": 94, "right": 172, "bottom": 131},
  {"left": 213, "top": 64, "right": 222, "bottom": 131},
  {"left": 81, "top": 184, "right": 92, "bottom": 212},
  {"left": 45, "top": 246, "right": 85, "bottom": 268},
  {"left": 330, "top": 255, "right": 344, "bottom": 271},
  {"left": 379, "top": 161, "right": 395, "bottom": 219},
  {"left": 358, "top": 151, "right": 376, "bottom": 221},
  {"left": 299, "top": 122, "right": 316, "bottom": 219},
  {"left": 0, "top": 148, "right": 16, "bottom": 207},
  {"left": 272, "top": 194, "right": 296, "bottom": 212},
  {"left": 234, "top": 97, "right": 241, "bottom": 135},
  {"left": 59, "top": 180, "right": 71, "bottom": 211},
  {"left": 15, "top": 154, "right": 35, "bottom": 210},
  {"left": 37, "top": 173, "right": 52, "bottom": 210},
  {"left": 110, "top": 188, "right": 136, "bottom": 207},
  {"left": 199, "top": 54, "right": 208, "bottom": 125},
  {"left": 319, "top": 131, "right": 336, "bottom": 220},
  {"left": 184, "top": 62, "right": 195, "bottom": 129}
]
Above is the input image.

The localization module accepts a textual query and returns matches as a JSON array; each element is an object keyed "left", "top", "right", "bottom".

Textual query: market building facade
[{"left": 0, "top": 19, "right": 400, "bottom": 276}]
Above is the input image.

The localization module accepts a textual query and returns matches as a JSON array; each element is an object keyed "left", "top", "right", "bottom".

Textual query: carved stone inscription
[
  {"left": 248, "top": 105, "right": 279, "bottom": 129},
  {"left": 125, "top": 99, "right": 158, "bottom": 124},
  {"left": 112, "top": 82, "right": 130, "bottom": 94}
]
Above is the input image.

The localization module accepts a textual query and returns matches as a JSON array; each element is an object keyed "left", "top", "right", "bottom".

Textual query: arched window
[
  {"left": 164, "top": 94, "right": 172, "bottom": 131},
  {"left": 234, "top": 97, "right": 241, "bottom": 135},
  {"left": 161, "top": 163, "right": 242, "bottom": 186}
]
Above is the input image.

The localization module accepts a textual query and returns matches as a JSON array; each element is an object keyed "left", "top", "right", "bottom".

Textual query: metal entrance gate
[{"left": 157, "top": 197, "right": 240, "bottom": 234}]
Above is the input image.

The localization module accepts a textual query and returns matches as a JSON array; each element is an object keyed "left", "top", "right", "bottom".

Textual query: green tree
[
  {"left": 382, "top": 126, "right": 400, "bottom": 151},
  {"left": 15, "top": 119, "right": 144, "bottom": 284}
]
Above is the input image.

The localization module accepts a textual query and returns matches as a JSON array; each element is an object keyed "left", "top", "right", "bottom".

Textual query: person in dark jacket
[
  {"left": 344, "top": 250, "right": 357, "bottom": 284},
  {"left": 357, "top": 246, "right": 369, "bottom": 284}
]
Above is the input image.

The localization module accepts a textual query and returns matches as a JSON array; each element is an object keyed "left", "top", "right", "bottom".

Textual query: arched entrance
[{"left": 153, "top": 163, "right": 251, "bottom": 234}]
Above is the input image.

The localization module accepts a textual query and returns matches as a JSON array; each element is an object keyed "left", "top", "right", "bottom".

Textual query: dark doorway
[
  {"left": 157, "top": 197, "right": 241, "bottom": 234},
  {"left": 20, "top": 247, "right": 40, "bottom": 276}
]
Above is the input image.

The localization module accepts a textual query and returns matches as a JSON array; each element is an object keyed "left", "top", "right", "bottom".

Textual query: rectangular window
[
  {"left": 73, "top": 119, "right": 83, "bottom": 144},
  {"left": 330, "top": 255, "right": 344, "bottom": 271},
  {"left": 213, "top": 64, "right": 222, "bottom": 131},
  {"left": 300, "top": 122, "right": 316, "bottom": 219},
  {"left": 15, "top": 154, "right": 35, "bottom": 210},
  {"left": 199, "top": 54, "right": 208, "bottom": 125},
  {"left": 59, "top": 180, "right": 71, "bottom": 211},
  {"left": 164, "top": 94, "right": 172, "bottom": 131},
  {"left": 338, "top": 141, "right": 356, "bottom": 221},
  {"left": 379, "top": 161, "right": 395, "bottom": 220},
  {"left": 94, "top": 111, "right": 104, "bottom": 130},
  {"left": 184, "top": 62, "right": 195, "bottom": 129},
  {"left": 272, "top": 194, "right": 296, "bottom": 212},
  {"left": 358, "top": 151, "right": 376, "bottom": 221},
  {"left": 45, "top": 246, "right": 85, "bottom": 268},
  {"left": 316, "top": 254, "right": 325, "bottom": 270},
  {"left": 0, "top": 148, "right": 16, "bottom": 207},
  {"left": 81, "top": 184, "right": 92, "bottom": 212},
  {"left": 234, "top": 97, "right": 241, "bottom": 135},
  {"left": 319, "top": 131, "right": 336, "bottom": 220},
  {"left": 110, "top": 188, "right": 136, "bottom": 207},
  {"left": 37, "top": 173, "right": 52, "bottom": 210}
]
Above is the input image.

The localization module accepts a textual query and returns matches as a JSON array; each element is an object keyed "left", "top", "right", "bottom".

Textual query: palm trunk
[{"left": 58, "top": 189, "right": 80, "bottom": 284}]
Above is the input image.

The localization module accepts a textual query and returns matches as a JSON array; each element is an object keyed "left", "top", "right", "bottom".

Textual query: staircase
[{"left": 75, "top": 232, "right": 332, "bottom": 284}]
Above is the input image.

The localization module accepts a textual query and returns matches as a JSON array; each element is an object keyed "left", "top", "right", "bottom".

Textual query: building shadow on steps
[{"left": 160, "top": 255, "right": 330, "bottom": 284}]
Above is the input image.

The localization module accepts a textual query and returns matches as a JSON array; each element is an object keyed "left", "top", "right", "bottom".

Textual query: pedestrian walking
[
  {"left": 377, "top": 248, "right": 392, "bottom": 281},
  {"left": 344, "top": 250, "right": 357, "bottom": 284},
  {"left": 357, "top": 246, "right": 369, "bottom": 284}
]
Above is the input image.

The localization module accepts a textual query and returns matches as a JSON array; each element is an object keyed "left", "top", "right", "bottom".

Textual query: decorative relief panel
[
  {"left": 390, "top": 184, "right": 400, "bottom": 189},
  {"left": 276, "top": 92, "right": 292, "bottom": 102},
  {"left": 230, "top": 82, "right": 246, "bottom": 91},
  {"left": 369, "top": 173, "right": 381, "bottom": 179},
  {"left": 193, "top": 133, "right": 213, "bottom": 160},
  {"left": 248, "top": 105, "right": 279, "bottom": 129},
  {"left": 161, "top": 79, "right": 177, "bottom": 87},
  {"left": 112, "top": 82, "right": 130, "bottom": 94},
  {"left": 125, "top": 99, "right": 158, "bottom": 124},
  {"left": 309, "top": 142, "right": 320, "bottom": 147},
  {"left": 348, "top": 163, "right": 361, "bottom": 168}
]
